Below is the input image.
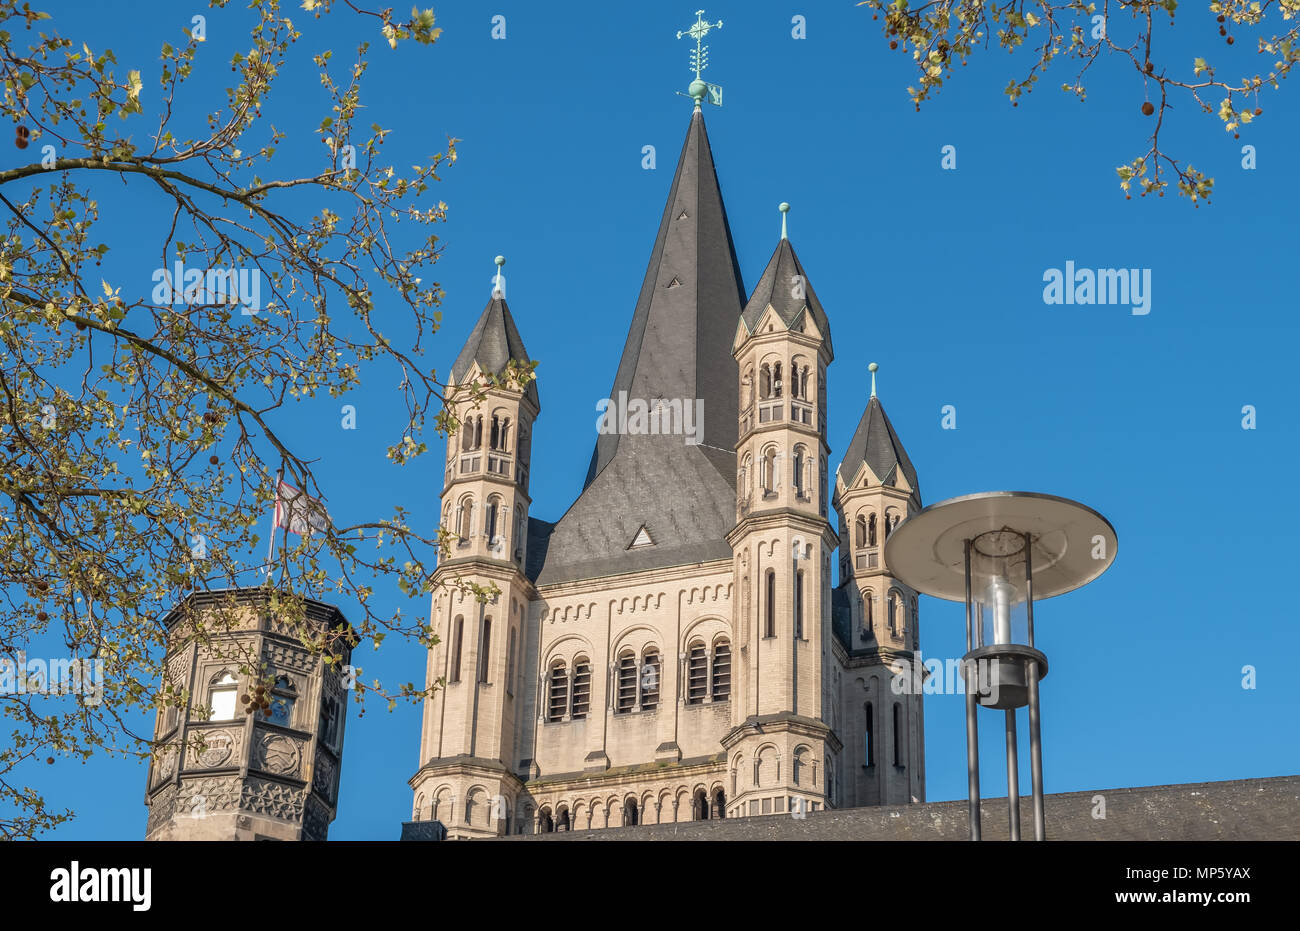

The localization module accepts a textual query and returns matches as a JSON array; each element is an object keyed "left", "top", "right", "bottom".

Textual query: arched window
[
  {"left": 547, "top": 660, "right": 568, "bottom": 722},
  {"left": 623, "top": 798, "right": 639, "bottom": 827},
  {"left": 467, "top": 790, "right": 488, "bottom": 826},
  {"left": 744, "top": 367, "right": 755, "bottom": 407},
  {"left": 490, "top": 414, "right": 501, "bottom": 450},
  {"left": 714, "top": 789, "right": 726, "bottom": 819},
  {"left": 855, "top": 514, "right": 866, "bottom": 547},
  {"left": 801, "top": 367, "right": 811, "bottom": 399},
  {"left": 790, "top": 362, "right": 801, "bottom": 399},
  {"left": 868, "top": 512, "right": 877, "bottom": 546},
  {"left": 449, "top": 617, "right": 464, "bottom": 683},
  {"left": 772, "top": 362, "right": 783, "bottom": 398},
  {"left": 208, "top": 671, "right": 238, "bottom": 721},
  {"left": 477, "top": 618, "right": 492, "bottom": 683},
  {"left": 694, "top": 788, "right": 709, "bottom": 821},
  {"left": 793, "top": 747, "right": 805, "bottom": 786},
  {"left": 741, "top": 454, "right": 753, "bottom": 496},
  {"left": 760, "top": 364, "right": 772, "bottom": 400},
  {"left": 261, "top": 674, "right": 296, "bottom": 727},
  {"left": 687, "top": 641, "right": 708, "bottom": 704},
  {"left": 865, "top": 702, "right": 875, "bottom": 766},
  {"left": 884, "top": 512, "right": 895, "bottom": 540},
  {"left": 888, "top": 592, "right": 899, "bottom": 636},
  {"left": 318, "top": 696, "right": 340, "bottom": 747},
  {"left": 765, "top": 571, "right": 776, "bottom": 638},
  {"left": 485, "top": 498, "right": 500, "bottom": 544},
  {"left": 571, "top": 657, "right": 591, "bottom": 719},
  {"left": 616, "top": 650, "right": 637, "bottom": 713},
  {"left": 893, "top": 703, "right": 902, "bottom": 766},
  {"left": 538, "top": 808, "right": 554, "bottom": 833},
  {"left": 557, "top": 808, "right": 570, "bottom": 831},
  {"left": 473, "top": 415, "right": 483, "bottom": 450},
  {"left": 762, "top": 447, "right": 777, "bottom": 494},
  {"left": 794, "top": 571, "right": 805, "bottom": 639},
  {"left": 793, "top": 447, "right": 805, "bottom": 496},
  {"left": 505, "top": 626, "right": 517, "bottom": 694},
  {"left": 641, "top": 649, "right": 661, "bottom": 711},
  {"left": 456, "top": 497, "right": 474, "bottom": 541},
  {"left": 819, "top": 458, "right": 827, "bottom": 516},
  {"left": 711, "top": 639, "right": 730, "bottom": 701},
  {"left": 863, "top": 593, "right": 875, "bottom": 639}
]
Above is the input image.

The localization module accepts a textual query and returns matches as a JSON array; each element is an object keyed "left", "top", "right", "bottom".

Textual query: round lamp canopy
[{"left": 883, "top": 491, "right": 1117, "bottom": 604}]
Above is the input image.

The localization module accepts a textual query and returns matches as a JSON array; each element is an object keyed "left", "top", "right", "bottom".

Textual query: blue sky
[{"left": 21, "top": 1, "right": 1299, "bottom": 839}]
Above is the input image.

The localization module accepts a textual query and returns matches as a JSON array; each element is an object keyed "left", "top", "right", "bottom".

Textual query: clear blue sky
[{"left": 23, "top": 1, "right": 1298, "bottom": 839}]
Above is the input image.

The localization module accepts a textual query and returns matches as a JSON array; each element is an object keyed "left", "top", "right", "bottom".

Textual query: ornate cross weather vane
[{"left": 676, "top": 9, "right": 724, "bottom": 109}]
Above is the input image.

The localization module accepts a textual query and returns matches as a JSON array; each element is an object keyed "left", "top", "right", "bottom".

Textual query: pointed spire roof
[
  {"left": 841, "top": 395, "right": 919, "bottom": 500},
  {"left": 535, "top": 110, "right": 746, "bottom": 586},
  {"left": 449, "top": 294, "right": 538, "bottom": 408},
  {"left": 583, "top": 109, "right": 746, "bottom": 485},
  {"left": 740, "top": 236, "right": 832, "bottom": 355}
]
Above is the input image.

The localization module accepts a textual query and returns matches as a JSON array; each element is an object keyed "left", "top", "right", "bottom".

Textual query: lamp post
[{"left": 884, "top": 492, "right": 1117, "bottom": 841}]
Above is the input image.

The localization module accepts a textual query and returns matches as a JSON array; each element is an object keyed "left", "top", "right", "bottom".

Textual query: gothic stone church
[{"left": 415, "top": 107, "right": 926, "bottom": 839}]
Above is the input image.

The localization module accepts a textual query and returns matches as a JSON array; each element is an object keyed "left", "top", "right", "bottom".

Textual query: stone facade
[
  {"left": 410, "top": 108, "right": 926, "bottom": 839},
  {"left": 144, "top": 589, "right": 352, "bottom": 841}
]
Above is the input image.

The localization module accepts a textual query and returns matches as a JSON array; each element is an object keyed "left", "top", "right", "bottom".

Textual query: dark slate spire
[
  {"left": 584, "top": 108, "right": 746, "bottom": 487},
  {"left": 449, "top": 294, "right": 538, "bottom": 408},
  {"left": 534, "top": 110, "right": 746, "bottom": 586},
  {"left": 739, "top": 237, "right": 833, "bottom": 357},
  {"left": 840, "top": 396, "right": 920, "bottom": 500}
]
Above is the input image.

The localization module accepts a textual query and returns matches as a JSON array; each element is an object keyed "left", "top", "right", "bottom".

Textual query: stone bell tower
[
  {"left": 831, "top": 366, "right": 926, "bottom": 807},
  {"left": 144, "top": 588, "right": 353, "bottom": 841},
  {"left": 724, "top": 205, "right": 841, "bottom": 818},
  {"left": 410, "top": 257, "right": 539, "bottom": 839}
]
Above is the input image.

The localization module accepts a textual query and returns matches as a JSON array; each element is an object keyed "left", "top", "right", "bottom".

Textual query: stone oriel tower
[
  {"left": 832, "top": 376, "right": 926, "bottom": 806},
  {"left": 723, "top": 211, "right": 842, "bottom": 817},
  {"left": 144, "top": 588, "right": 352, "bottom": 841},
  {"left": 410, "top": 273, "right": 538, "bottom": 840}
]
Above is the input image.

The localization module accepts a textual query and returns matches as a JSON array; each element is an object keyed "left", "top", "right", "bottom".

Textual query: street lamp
[{"left": 884, "top": 492, "right": 1117, "bottom": 840}]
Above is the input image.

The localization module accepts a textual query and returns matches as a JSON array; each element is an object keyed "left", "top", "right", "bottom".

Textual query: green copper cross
[{"left": 677, "top": 9, "right": 723, "bottom": 81}]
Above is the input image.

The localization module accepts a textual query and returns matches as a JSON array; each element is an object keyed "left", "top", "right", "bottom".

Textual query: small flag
[{"left": 274, "top": 479, "right": 330, "bottom": 535}]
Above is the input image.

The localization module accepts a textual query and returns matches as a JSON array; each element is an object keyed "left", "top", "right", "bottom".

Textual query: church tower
[
  {"left": 723, "top": 206, "right": 842, "bottom": 817},
  {"left": 410, "top": 260, "right": 539, "bottom": 839},
  {"left": 832, "top": 368, "right": 926, "bottom": 806},
  {"left": 144, "top": 589, "right": 352, "bottom": 841}
]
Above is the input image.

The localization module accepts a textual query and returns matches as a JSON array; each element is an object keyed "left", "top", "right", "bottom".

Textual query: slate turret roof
[
  {"left": 739, "top": 237, "right": 833, "bottom": 356},
  {"left": 449, "top": 295, "right": 539, "bottom": 408},
  {"left": 840, "top": 396, "right": 919, "bottom": 501}
]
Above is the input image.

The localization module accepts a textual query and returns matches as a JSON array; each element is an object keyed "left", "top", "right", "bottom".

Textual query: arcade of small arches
[
  {"left": 411, "top": 782, "right": 730, "bottom": 836},
  {"left": 445, "top": 405, "right": 530, "bottom": 497},
  {"left": 739, "top": 444, "right": 822, "bottom": 504},
  {"left": 854, "top": 588, "right": 914, "bottom": 642},
  {"left": 727, "top": 742, "right": 832, "bottom": 817},
  {"left": 530, "top": 784, "right": 728, "bottom": 834},
  {"left": 444, "top": 490, "right": 528, "bottom": 562}
]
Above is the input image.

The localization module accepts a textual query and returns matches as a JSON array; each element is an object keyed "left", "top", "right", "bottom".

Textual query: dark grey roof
[
  {"left": 840, "top": 396, "right": 919, "bottom": 501},
  {"left": 523, "top": 516, "right": 555, "bottom": 583},
  {"left": 831, "top": 584, "right": 851, "bottom": 650},
  {"left": 534, "top": 436, "right": 737, "bottom": 586},
  {"left": 534, "top": 111, "right": 745, "bottom": 587},
  {"left": 496, "top": 774, "right": 1300, "bottom": 841},
  {"left": 399, "top": 820, "right": 448, "bottom": 841},
  {"left": 582, "top": 109, "right": 745, "bottom": 489},
  {"left": 739, "top": 238, "right": 832, "bottom": 356},
  {"left": 449, "top": 295, "right": 539, "bottom": 408}
]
